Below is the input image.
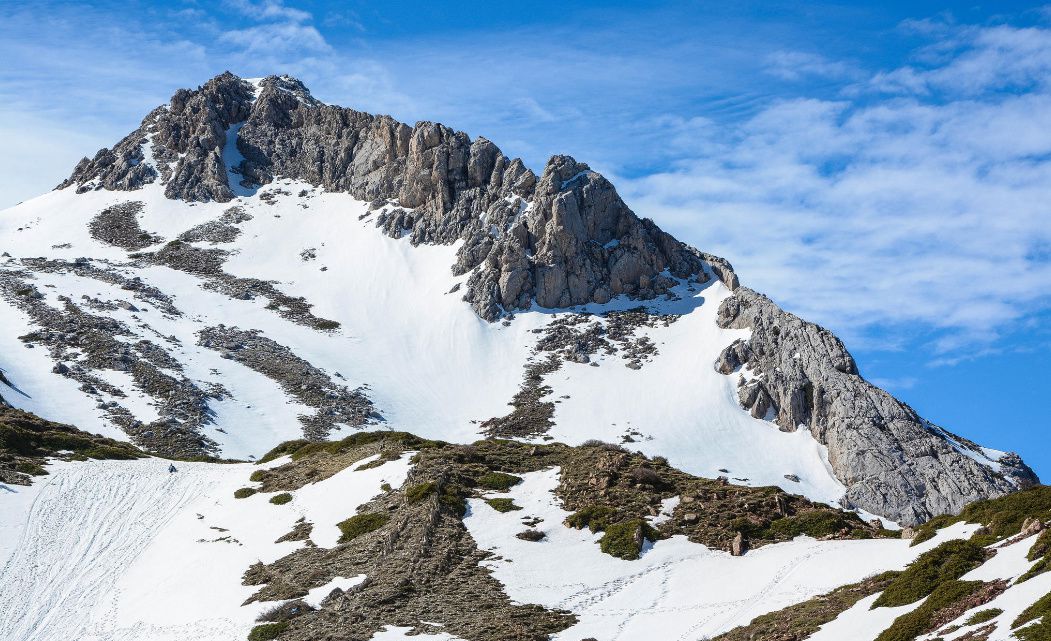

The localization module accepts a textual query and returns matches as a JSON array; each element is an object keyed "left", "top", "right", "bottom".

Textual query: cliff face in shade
[{"left": 54, "top": 71, "right": 1038, "bottom": 526}]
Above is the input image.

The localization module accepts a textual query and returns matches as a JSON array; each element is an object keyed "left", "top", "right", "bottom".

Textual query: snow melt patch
[{"left": 302, "top": 575, "right": 367, "bottom": 608}]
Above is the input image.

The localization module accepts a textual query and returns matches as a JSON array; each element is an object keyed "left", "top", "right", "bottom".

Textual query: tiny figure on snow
[{"left": 168, "top": 463, "right": 178, "bottom": 474}]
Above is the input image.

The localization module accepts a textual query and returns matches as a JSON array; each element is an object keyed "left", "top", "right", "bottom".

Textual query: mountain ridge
[{"left": 48, "top": 71, "right": 1038, "bottom": 526}]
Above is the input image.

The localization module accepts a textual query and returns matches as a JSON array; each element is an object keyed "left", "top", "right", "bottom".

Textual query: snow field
[{"left": 0, "top": 453, "right": 409, "bottom": 641}]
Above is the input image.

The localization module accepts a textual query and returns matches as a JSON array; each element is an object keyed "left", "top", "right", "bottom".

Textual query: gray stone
[{"left": 713, "top": 287, "right": 1040, "bottom": 526}]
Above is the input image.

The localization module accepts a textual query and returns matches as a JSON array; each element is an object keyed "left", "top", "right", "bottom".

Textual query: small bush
[
  {"left": 337, "top": 512, "right": 390, "bottom": 543},
  {"left": 486, "top": 498, "right": 522, "bottom": 513},
  {"left": 965, "top": 608, "right": 1003, "bottom": 625},
  {"left": 873, "top": 540, "right": 987, "bottom": 608},
  {"left": 269, "top": 493, "right": 293, "bottom": 505},
  {"left": 234, "top": 487, "right": 258, "bottom": 499},
  {"left": 256, "top": 600, "right": 313, "bottom": 623},
  {"left": 566, "top": 505, "right": 618, "bottom": 532},
  {"left": 355, "top": 452, "right": 397, "bottom": 471},
  {"left": 580, "top": 439, "right": 628, "bottom": 453},
  {"left": 477, "top": 472, "right": 522, "bottom": 491},
  {"left": 910, "top": 513, "right": 956, "bottom": 547},
  {"left": 313, "top": 318, "right": 341, "bottom": 331},
  {"left": 875, "top": 580, "right": 983, "bottom": 641},
  {"left": 599, "top": 519, "right": 658, "bottom": 560},
  {"left": 629, "top": 466, "right": 663, "bottom": 488},
  {"left": 15, "top": 461, "right": 48, "bottom": 476},
  {"left": 761, "top": 510, "right": 854, "bottom": 540},
  {"left": 516, "top": 529, "right": 546, "bottom": 542},
  {"left": 380, "top": 483, "right": 393, "bottom": 492},
  {"left": 405, "top": 481, "right": 437, "bottom": 503},
  {"left": 247, "top": 621, "right": 288, "bottom": 641},
  {"left": 249, "top": 470, "right": 266, "bottom": 482}
]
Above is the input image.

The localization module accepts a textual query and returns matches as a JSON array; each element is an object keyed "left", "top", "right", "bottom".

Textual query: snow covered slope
[
  {"left": 0, "top": 180, "right": 852, "bottom": 507},
  {"left": 0, "top": 71, "right": 1037, "bottom": 528},
  {"left": 3, "top": 453, "right": 1047, "bottom": 641}
]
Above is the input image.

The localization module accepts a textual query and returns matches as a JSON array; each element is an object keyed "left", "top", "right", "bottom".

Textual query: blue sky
[{"left": 1, "top": 0, "right": 1049, "bottom": 478}]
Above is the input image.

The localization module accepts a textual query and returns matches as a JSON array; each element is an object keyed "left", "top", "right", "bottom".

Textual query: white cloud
[
  {"left": 764, "top": 50, "right": 859, "bottom": 82},
  {"left": 619, "top": 24, "right": 1051, "bottom": 356},
  {"left": 220, "top": 22, "right": 331, "bottom": 54},
  {"left": 225, "top": 0, "right": 311, "bottom": 24}
]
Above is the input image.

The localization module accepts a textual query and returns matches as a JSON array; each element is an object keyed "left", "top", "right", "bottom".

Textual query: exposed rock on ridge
[
  {"left": 715, "top": 287, "right": 1039, "bottom": 525},
  {"left": 60, "top": 72, "right": 715, "bottom": 319}
]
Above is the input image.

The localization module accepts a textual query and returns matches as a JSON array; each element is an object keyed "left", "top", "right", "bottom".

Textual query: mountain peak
[{"left": 34, "top": 73, "right": 1038, "bottom": 525}]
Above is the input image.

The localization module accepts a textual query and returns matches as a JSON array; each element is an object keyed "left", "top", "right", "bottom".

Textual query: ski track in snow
[{"left": 0, "top": 459, "right": 228, "bottom": 641}]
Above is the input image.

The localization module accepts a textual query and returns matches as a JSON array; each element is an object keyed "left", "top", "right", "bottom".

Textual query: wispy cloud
[
  {"left": 1, "top": 2, "right": 1050, "bottom": 365},
  {"left": 225, "top": 0, "right": 311, "bottom": 24},
  {"left": 764, "top": 51, "right": 860, "bottom": 82},
  {"left": 620, "top": 21, "right": 1051, "bottom": 357},
  {"left": 220, "top": 22, "right": 331, "bottom": 54}
]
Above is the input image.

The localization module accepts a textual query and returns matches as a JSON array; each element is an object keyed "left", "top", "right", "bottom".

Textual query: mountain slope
[
  {"left": 0, "top": 72, "right": 1036, "bottom": 529},
  {"left": 1, "top": 432, "right": 1047, "bottom": 641}
]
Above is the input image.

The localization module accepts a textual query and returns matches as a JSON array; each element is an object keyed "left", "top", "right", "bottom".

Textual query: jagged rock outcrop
[
  {"left": 714, "top": 287, "right": 1039, "bottom": 525},
  {"left": 459, "top": 155, "right": 708, "bottom": 319},
  {"left": 58, "top": 73, "right": 716, "bottom": 319}
]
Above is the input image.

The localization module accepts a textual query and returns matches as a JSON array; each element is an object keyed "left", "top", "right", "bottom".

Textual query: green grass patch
[
  {"left": 269, "top": 493, "right": 293, "bottom": 505},
  {"left": 256, "top": 439, "right": 309, "bottom": 464},
  {"left": 256, "top": 432, "right": 446, "bottom": 465},
  {"left": 759, "top": 510, "right": 858, "bottom": 540},
  {"left": 476, "top": 471, "right": 522, "bottom": 491},
  {"left": 485, "top": 498, "right": 522, "bottom": 513},
  {"left": 292, "top": 432, "right": 443, "bottom": 462},
  {"left": 711, "top": 572, "right": 899, "bottom": 641},
  {"left": 566, "top": 504, "right": 618, "bottom": 532},
  {"left": 247, "top": 621, "right": 288, "bottom": 641},
  {"left": 0, "top": 417, "right": 143, "bottom": 462},
  {"left": 965, "top": 608, "right": 1003, "bottom": 625},
  {"left": 336, "top": 512, "right": 390, "bottom": 543},
  {"left": 875, "top": 580, "right": 984, "bottom": 641},
  {"left": 1032, "top": 530, "right": 1051, "bottom": 561},
  {"left": 912, "top": 486, "right": 1051, "bottom": 546},
  {"left": 402, "top": 479, "right": 467, "bottom": 515},
  {"left": 405, "top": 481, "right": 437, "bottom": 502},
  {"left": 1020, "top": 530, "right": 1051, "bottom": 583},
  {"left": 1019, "top": 556, "right": 1051, "bottom": 584},
  {"left": 234, "top": 487, "right": 258, "bottom": 499},
  {"left": 873, "top": 539, "right": 987, "bottom": 608},
  {"left": 599, "top": 519, "right": 658, "bottom": 560},
  {"left": 1013, "top": 590, "right": 1051, "bottom": 641},
  {"left": 14, "top": 461, "right": 48, "bottom": 476},
  {"left": 249, "top": 470, "right": 267, "bottom": 482}
]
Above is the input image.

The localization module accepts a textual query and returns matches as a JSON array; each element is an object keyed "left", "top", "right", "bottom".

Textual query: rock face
[
  {"left": 59, "top": 73, "right": 711, "bottom": 319},
  {"left": 58, "top": 72, "right": 1040, "bottom": 525},
  {"left": 460, "top": 155, "right": 707, "bottom": 319},
  {"left": 714, "top": 287, "right": 1039, "bottom": 525}
]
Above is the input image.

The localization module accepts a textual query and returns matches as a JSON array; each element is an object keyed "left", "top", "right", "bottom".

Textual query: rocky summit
[{"left": 1, "top": 72, "right": 1046, "bottom": 641}]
